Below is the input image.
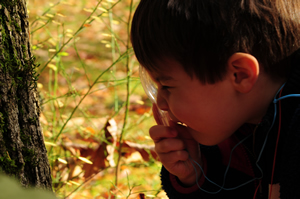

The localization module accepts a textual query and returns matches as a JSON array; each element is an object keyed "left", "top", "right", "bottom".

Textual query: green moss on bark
[{"left": 0, "top": 3, "right": 39, "bottom": 176}]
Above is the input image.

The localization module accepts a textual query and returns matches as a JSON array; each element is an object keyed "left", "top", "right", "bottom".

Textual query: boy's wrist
[
  {"left": 178, "top": 155, "right": 206, "bottom": 186},
  {"left": 178, "top": 168, "right": 202, "bottom": 186},
  {"left": 178, "top": 158, "right": 203, "bottom": 186}
]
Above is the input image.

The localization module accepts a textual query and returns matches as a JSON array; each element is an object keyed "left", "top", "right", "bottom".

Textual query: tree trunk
[{"left": 0, "top": 0, "right": 52, "bottom": 190}]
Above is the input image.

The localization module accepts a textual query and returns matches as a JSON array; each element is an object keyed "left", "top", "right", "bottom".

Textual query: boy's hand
[{"left": 150, "top": 105, "right": 202, "bottom": 186}]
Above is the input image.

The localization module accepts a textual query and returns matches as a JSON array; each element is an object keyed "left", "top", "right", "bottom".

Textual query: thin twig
[{"left": 114, "top": 0, "right": 134, "bottom": 187}]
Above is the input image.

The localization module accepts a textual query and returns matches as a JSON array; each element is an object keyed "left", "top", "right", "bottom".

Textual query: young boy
[{"left": 131, "top": 0, "right": 300, "bottom": 198}]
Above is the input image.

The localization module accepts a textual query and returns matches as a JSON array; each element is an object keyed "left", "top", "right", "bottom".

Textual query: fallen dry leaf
[{"left": 122, "top": 141, "right": 158, "bottom": 162}]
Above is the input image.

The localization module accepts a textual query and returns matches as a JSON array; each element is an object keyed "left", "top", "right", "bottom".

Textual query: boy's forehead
[
  {"left": 146, "top": 57, "right": 197, "bottom": 81},
  {"left": 145, "top": 60, "right": 186, "bottom": 82},
  {"left": 154, "top": 74, "right": 175, "bottom": 82},
  {"left": 146, "top": 68, "right": 175, "bottom": 81}
]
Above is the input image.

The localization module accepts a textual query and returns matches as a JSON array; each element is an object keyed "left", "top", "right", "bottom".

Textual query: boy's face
[{"left": 147, "top": 58, "right": 249, "bottom": 146}]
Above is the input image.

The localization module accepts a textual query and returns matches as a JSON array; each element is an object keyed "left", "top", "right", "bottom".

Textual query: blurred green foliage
[{"left": 0, "top": 174, "right": 58, "bottom": 199}]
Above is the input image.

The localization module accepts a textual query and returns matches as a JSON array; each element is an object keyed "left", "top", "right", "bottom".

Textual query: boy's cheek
[{"left": 167, "top": 111, "right": 180, "bottom": 122}]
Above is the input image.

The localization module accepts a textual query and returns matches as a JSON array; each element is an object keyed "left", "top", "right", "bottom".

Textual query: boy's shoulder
[{"left": 280, "top": 98, "right": 300, "bottom": 198}]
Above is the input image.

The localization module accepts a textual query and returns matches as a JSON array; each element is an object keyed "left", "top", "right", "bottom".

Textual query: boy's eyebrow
[{"left": 155, "top": 75, "right": 174, "bottom": 82}]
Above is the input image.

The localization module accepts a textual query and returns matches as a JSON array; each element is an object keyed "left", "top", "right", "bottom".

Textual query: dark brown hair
[{"left": 131, "top": 0, "right": 300, "bottom": 83}]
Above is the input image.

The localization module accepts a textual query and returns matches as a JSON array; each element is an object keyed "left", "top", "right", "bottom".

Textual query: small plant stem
[
  {"left": 53, "top": 26, "right": 61, "bottom": 127},
  {"left": 114, "top": 0, "right": 134, "bottom": 187},
  {"left": 49, "top": 51, "right": 131, "bottom": 154},
  {"left": 48, "top": 67, "right": 56, "bottom": 128},
  {"left": 74, "top": 41, "right": 90, "bottom": 86},
  {"left": 108, "top": 2, "right": 119, "bottom": 112}
]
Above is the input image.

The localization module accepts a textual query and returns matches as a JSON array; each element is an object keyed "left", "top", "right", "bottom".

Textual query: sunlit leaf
[
  {"left": 46, "top": 13, "right": 54, "bottom": 18},
  {"left": 124, "top": 151, "right": 144, "bottom": 164},
  {"left": 146, "top": 195, "right": 156, "bottom": 198},
  {"left": 98, "top": 7, "right": 107, "bottom": 12},
  {"left": 78, "top": 157, "right": 93, "bottom": 164},
  {"left": 145, "top": 136, "right": 152, "bottom": 140},
  {"left": 68, "top": 181, "right": 80, "bottom": 186},
  {"left": 37, "top": 83, "right": 43, "bottom": 89},
  {"left": 57, "top": 52, "right": 69, "bottom": 56},
  {"left": 132, "top": 105, "right": 151, "bottom": 115},
  {"left": 61, "top": 1, "right": 73, "bottom": 5},
  {"left": 107, "top": 119, "right": 118, "bottom": 135},
  {"left": 123, "top": 141, "right": 158, "bottom": 161},
  {"left": 112, "top": 20, "right": 119, "bottom": 25},
  {"left": 92, "top": 16, "right": 102, "bottom": 22},
  {"left": 43, "top": 131, "right": 52, "bottom": 137},
  {"left": 38, "top": 21, "right": 46, "bottom": 25},
  {"left": 47, "top": 64, "right": 57, "bottom": 71},
  {"left": 101, "top": 40, "right": 110, "bottom": 44},
  {"left": 54, "top": 100, "right": 64, "bottom": 108},
  {"left": 48, "top": 38, "right": 56, "bottom": 46},
  {"left": 83, "top": 8, "right": 93, "bottom": 13},
  {"left": 136, "top": 100, "right": 144, "bottom": 105},
  {"left": 52, "top": 20, "right": 62, "bottom": 25},
  {"left": 86, "top": 127, "right": 96, "bottom": 134},
  {"left": 44, "top": 141, "right": 57, "bottom": 147},
  {"left": 83, "top": 24, "right": 91, "bottom": 27},
  {"left": 58, "top": 158, "right": 67, "bottom": 164},
  {"left": 106, "top": 145, "right": 115, "bottom": 167},
  {"left": 102, "top": 33, "right": 112, "bottom": 37},
  {"left": 66, "top": 181, "right": 72, "bottom": 186},
  {"left": 57, "top": 13, "right": 65, "bottom": 17},
  {"left": 86, "top": 19, "right": 92, "bottom": 24},
  {"left": 39, "top": 16, "right": 48, "bottom": 20}
]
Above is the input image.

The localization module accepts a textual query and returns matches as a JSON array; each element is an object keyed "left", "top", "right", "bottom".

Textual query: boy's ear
[{"left": 227, "top": 53, "right": 259, "bottom": 93}]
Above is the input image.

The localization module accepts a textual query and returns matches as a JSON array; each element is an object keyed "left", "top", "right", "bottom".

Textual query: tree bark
[{"left": 0, "top": 0, "right": 52, "bottom": 190}]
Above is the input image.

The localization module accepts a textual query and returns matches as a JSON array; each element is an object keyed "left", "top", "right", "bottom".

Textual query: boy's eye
[
  {"left": 155, "top": 81, "right": 173, "bottom": 90},
  {"left": 161, "top": 85, "right": 171, "bottom": 90}
]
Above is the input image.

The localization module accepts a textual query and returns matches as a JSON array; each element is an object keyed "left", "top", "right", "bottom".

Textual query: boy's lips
[
  {"left": 176, "top": 121, "right": 187, "bottom": 127},
  {"left": 167, "top": 111, "right": 187, "bottom": 126}
]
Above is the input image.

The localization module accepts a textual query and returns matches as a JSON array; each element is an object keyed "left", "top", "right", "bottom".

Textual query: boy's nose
[{"left": 156, "top": 91, "right": 169, "bottom": 111}]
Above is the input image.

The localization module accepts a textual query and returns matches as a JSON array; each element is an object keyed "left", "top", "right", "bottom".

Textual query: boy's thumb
[{"left": 171, "top": 122, "right": 201, "bottom": 160}]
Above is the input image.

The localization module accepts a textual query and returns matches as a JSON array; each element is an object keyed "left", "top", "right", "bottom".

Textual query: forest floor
[{"left": 27, "top": 0, "right": 167, "bottom": 198}]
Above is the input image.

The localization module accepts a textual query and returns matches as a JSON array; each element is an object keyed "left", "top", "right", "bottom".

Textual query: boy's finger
[
  {"left": 170, "top": 121, "right": 194, "bottom": 139},
  {"left": 170, "top": 122, "right": 202, "bottom": 164},
  {"left": 159, "top": 150, "right": 189, "bottom": 163},
  {"left": 155, "top": 138, "right": 185, "bottom": 153},
  {"left": 149, "top": 125, "right": 177, "bottom": 142}
]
